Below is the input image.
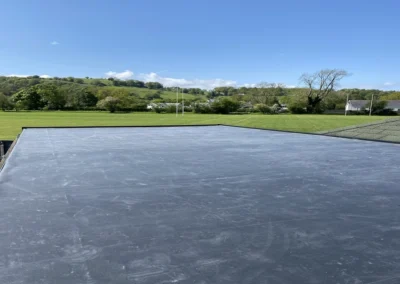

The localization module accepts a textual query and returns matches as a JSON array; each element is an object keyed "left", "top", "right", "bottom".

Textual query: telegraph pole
[
  {"left": 182, "top": 89, "right": 184, "bottom": 116},
  {"left": 369, "top": 94, "right": 374, "bottom": 116},
  {"left": 176, "top": 87, "right": 179, "bottom": 117}
]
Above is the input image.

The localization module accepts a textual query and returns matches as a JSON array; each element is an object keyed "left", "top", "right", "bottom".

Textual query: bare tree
[
  {"left": 251, "top": 82, "right": 286, "bottom": 105},
  {"left": 300, "top": 69, "right": 348, "bottom": 113}
]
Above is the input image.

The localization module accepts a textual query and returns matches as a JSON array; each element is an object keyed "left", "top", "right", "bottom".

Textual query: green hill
[{"left": 0, "top": 76, "right": 207, "bottom": 102}]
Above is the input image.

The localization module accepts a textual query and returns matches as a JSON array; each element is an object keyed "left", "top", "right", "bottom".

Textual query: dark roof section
[
  {"left": 347, "top": 100, "right": 369, "bottom": 108},
  {"left": 348, "top": 100, "right": 400, "bottom": 109},
  {"left": 386, "top": 100, "right": 400, "bottom": 109}
]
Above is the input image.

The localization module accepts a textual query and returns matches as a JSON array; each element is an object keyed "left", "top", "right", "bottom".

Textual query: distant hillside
[
  {"left": 0, "top": 76, "right": 206, "bottom": 101},
  {"left": 1, "top": 75, "right": 399, "bottom": 113}
]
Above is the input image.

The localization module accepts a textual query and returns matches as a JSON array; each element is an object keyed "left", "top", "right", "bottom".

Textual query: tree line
[{"left": 0, "top": 71, "right": 399, "bottom": 114}]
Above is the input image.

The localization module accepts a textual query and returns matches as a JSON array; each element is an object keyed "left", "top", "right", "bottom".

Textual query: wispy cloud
[
  {"left": 6, "top": 74, "right": 30, "bottom": 78},
  {"left": 50, "top": 41, "right": 60, "bottom": 45},
  {"left": 138, "top": 72, "right": 237, "bottom": 89},
  {"left": 105, "top": 70, "right": 296, "bottom": 90},
  {"left": 243, "top": 83, "right": 257, "bottom": 88},
  {"left": 105, "top": 70, "right": 134, "bottom": 80},
  {"left": 6, "top": 74, "right": 51, "bottom": 78},
  {"left": 383, "top": 82, "right": 395, "bottom": 86}
]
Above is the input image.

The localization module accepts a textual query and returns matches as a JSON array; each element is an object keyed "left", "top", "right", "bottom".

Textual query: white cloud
[
  {"left": 383, "top": 82, "right": 395, "bottom": 86},
  {"left": 242, "top": 83, "right": 296, "bottom": 88},
  {"left": 50, "top": 41, "right": 60, "bottom": 45},
  {"left": 138, "top": 72, "right": 237, "bottom": 89},
  {"left": 242, "top": 83, "right": 257, "bottom": 88},
  {"left": 6, "top": 74, "right": 51, "bottom": 78},
  {"left": 105, "top": 70, "right": 134, "bottom": 80},
  {"left": 6, "top": 74, "right": 30, "bottom": 78}
]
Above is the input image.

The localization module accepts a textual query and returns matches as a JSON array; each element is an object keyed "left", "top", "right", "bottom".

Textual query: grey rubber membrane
[{"left": 0, "top": 126, "right": 399, "bottom": 284}]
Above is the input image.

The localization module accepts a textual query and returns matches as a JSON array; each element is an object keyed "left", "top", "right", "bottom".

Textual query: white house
[
  {"left": 345, "top": 100, "right": 400, "bottom": 112},
  {"left": 345, "top": 100, "right": 369, "bottom": 111}
]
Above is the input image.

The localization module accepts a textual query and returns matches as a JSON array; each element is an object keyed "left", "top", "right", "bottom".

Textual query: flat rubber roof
[{"left": 1, "top": 126, "right": 400, "bottom": 284}]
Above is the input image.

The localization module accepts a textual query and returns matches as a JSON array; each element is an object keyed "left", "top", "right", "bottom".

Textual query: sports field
[{"left": 0, "top": 111, "right": 390, "bottom": 140}]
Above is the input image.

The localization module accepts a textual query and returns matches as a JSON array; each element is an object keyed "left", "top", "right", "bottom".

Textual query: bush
[
  {"left": 75, "top": 78, "right": 84, "bottom": 84},
  {"left": 193, "top": 104, "right": 213, "bottom": 114},
  {"left": 306, "top": 103, "right": 325, "bottom": 114},
  {"left": 233, "top": 109, "right": 254, "bottom": 114},
  {"left": 211, "top": 97, "right": 240, "bottom": 114},
  {"left": 347, "top": 110, "right": 367, "bottom": 115},
  {"left": 153, "top": 106, "right": 164, "bottom": 113},
  {"left": 374, "top": 109, "right": 398, "bottom": 116},
  {"left": 0, "top": 92, "right": 14, "bottom": 110},
  {"left": 145, "top": 91, "right": 162, "bottom": 100},
  {"left": 289, "top": 105, "right": 307, "bottom": 114},
  {"left": 96, "top": 96, "right": 120, "bottom": 113},
  {"left": 335, "top": 103, "right": 346, "bottom": 110},
  {"left": 183, "top": 106, "right": 193, "bottom": 112},
  {"left": 255, "top": 104, "right": 273, "bottom": 114}
]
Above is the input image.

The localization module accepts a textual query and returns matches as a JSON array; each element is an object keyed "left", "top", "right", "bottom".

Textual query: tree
[
  {"left": 37, "top": 85, "right": 66, "bottom": 110},
  {"left": 369, "top": 100, "right": 387, "bottom": 114},
  {"left": 125, "top": 80, "right": 145, "bottom": 88},
  {"left": 11, "top": 87, "right": 44, "bottom": 110},
  {"left": 254, "top": 104, "right": 273, "bottom": 114},
  {"left": 380, "top": 92, "right": 400, "bottom": 100},
  {"left": 207, "top": 90, "right": 218, "bottom": 99},
  {"left": 300, "top": 69, "right": 348, "bottom": 113},
  {"left": 96, "top": 96, "right": 120, "bottom": 112},
  {"left": 250, "top": 82, "right": 284, "bottom": 106},
  {"left": 112, "top": 79, "right": 127, "bottom": 87},
  {"left": 214, "top": 87, "right": 236, "bottom": 96},
  {"left": 145, "top": 82, "right": 163, "bottom": 89},
  {"left": 75, "top": 78, "right": 84, "bottom": 84},
  {"left": 72, "top": 89, "right": 98, "bottom": 109},
  {"left": 0, "top": 92, "right": 13, "bottom": 110},
  {"left": 145, "top": 91, "right": 162, "bottom": 101},
  {"left": 211, "top": 97, "right": 240, "bottom": 114},
  {"left": 91, "top": 80, "right": 106, "bottom": 87}
]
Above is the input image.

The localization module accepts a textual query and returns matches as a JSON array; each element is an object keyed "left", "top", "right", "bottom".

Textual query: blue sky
[{"left": 1, "top": 0, "right": 399, "bottom": 90}]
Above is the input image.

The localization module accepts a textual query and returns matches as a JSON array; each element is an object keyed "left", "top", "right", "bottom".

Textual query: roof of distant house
[
  {"left": 347, "top": 100, "right": 369, "bottom": 109},
  {"left": 386, "top": 100, "right": 400, "bottom": 109},
  {"left": 348, "top": 100, "right": 400, "bottom": 109}
]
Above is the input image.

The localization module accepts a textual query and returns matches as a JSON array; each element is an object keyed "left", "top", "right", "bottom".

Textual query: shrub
[
  {"left": 306, "top": 103, "right": 325, "bottom": 114},
  {"left": 374, "top": 109, "right": 398, "bottom": 116},
  {"left": 289, "top": 105, "right": 307, "bottom": 114},
  {"left": 193, "top": 104, "right": 213, "bottom": 114},
  {"left": 335, "top": 103, "right": 346, "bottom": 110},
  {"left": 96, "top": 96, "right": 120, "bottom": 113},
  {"left": 0, "top": 93, "right": 14, "bottom": 110},
  {"left": 211, "top": 97, "right": 240, "bottom": 114},
  {"left": 153, "top": 106, "right": 164, "bottom": 113},
  {"left": 255, "top": 104, "right": 273, "bottom": 114}
]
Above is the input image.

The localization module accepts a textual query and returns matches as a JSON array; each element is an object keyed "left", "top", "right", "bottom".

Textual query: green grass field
[{"left": 0, "top": 111, "right": 391, "bottom": 140}]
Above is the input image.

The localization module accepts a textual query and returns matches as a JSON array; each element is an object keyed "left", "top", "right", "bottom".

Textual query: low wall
[{"left": 0, "top": 141, "right": 14, "bottom": 160}]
